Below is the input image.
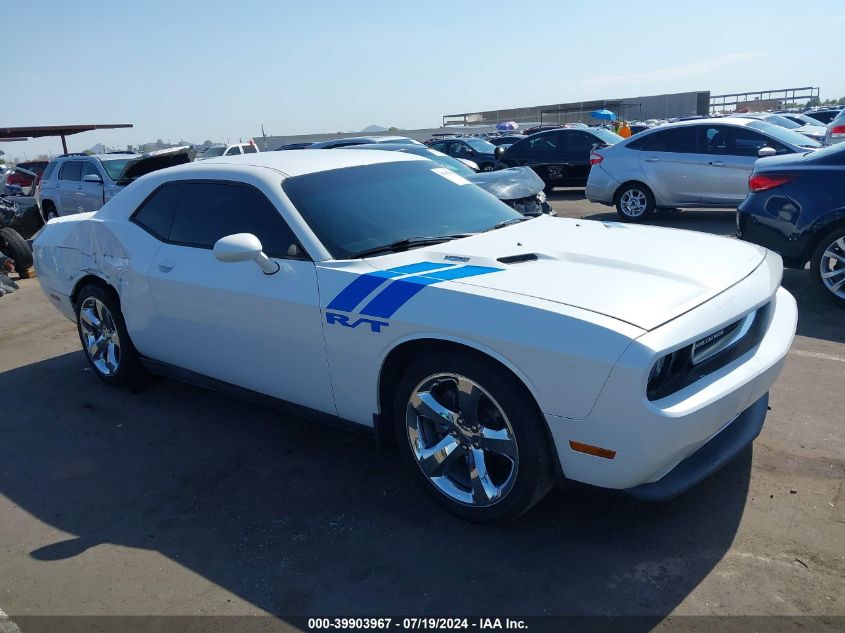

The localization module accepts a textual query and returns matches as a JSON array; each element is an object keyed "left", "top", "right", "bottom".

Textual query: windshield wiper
[
  {"left": 353, "top": 234, "right": 473, "bottom": 259},
  {"left": 485, "top": 217, "right": 529, "bottom": 232}
]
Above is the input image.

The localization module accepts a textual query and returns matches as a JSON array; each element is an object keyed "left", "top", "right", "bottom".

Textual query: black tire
[
  {"left": 480, "top": 163, "right": 495, "bottom": 172},
  {"left": 0, "top": 227, "right": 33, "bottom": 271},
  {"left": 615, "top": 183, "right": 656, "bottom": 222},
  {"left": 393, "top": 352, "right": 554, "bottom": 523},
  {"left": 74, "top": 283, "right": 148, "bottom": 387},
  {"left": 810, "top": 226, "right": 845, "bottom": 308},
  {"left": 42, "top": 202, "right": 58, "bottom": 222}
]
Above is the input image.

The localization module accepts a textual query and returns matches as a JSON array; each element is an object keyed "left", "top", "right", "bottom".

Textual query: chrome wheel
[
  {"left": 820, "top": 236, "right": 845, "bottom": 300},
  {"left": 405, "top": 373, "right": 518, "bottom": 507},
  {"left": 79, "top": 297, "right": 121, "bottom": 376},
  {"left": 619, "top": 188, "right": 648, "bottom": 217}
]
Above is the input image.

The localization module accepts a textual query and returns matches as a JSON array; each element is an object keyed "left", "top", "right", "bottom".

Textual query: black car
[
  {"left": 494, "top": 127, "right": 623, "bottom": 190},
  {"left": 737, "top": 142, "right": 845, "bottom": 306},
  {"left": 426, "top": 138, "right": 498, "bottom": 171},
  {"left": 802, "top": 109, "right": 842, "bottom": 125}
]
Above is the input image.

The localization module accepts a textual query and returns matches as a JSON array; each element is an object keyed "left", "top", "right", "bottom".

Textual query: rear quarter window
[{"left": 131, "top": 184, "right": 184, "bottom": 240}]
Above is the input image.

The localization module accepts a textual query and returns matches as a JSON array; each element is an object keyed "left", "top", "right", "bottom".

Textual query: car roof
[
  {"left": 654, "top": 117, "right": 756, "bottom": 128},
  {"left": 182, "top": 147, "right": 425, "bottom": 177}
]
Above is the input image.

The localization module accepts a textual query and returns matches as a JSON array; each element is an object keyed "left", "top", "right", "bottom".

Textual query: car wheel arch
[
  {"left": 801, "top": 212, "right": 845, "bottom": 265},
  {"left": 71, "top": 274, "right": 120, "bottom": 310},
  {"left": 376, "top": 336, "right": 545, "bottom": 442},
  {"left": 613, "top": 180, "right": 655, "bottom": 204}
]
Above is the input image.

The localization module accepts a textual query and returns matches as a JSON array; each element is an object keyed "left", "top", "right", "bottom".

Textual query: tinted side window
[
  {"left": 224, "top": 146, "right": 242, "bottom": 156},
  {"left": 242, "top": 144, "right": 258, "bottom": 154},
  {"left": 59, "top": 161, "right": 83, "bottom": 181},
  {"left": 626, "top": 133, "right": 653, "bottom": 150},
  {"left": 526, "top": 133, "right": 558, "bottom": 153},
  {"left": 559, "top": 132, "right": 592, "bottom": 153},
  {"left": 82, "top": 161, "right": 102, "bottom": 179},
  {"left": 132, "top": 184, "right": 183, "bottom": 240},
  {"left": 644, "top": 128, "right": 698, "bottom": 153},
  {"left": 731, "top": 128, "right": 788, "bottom": 157},
  {"left": 430, "top": 142, "right": 447, "bottom": 152},
  {"left": 169, "top": 182, "right": 303, "bottom": 259}
]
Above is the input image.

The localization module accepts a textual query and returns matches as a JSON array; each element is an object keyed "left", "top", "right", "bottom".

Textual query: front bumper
[
  {"left": 625, "top": 392, "right": 767, "bottom": 500},
  {"left": 545, "top": 261, "right": 797, "bottom": 496}
]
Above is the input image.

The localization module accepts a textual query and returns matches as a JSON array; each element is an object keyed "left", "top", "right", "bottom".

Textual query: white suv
[{"left": 195, "top": 141, "right": 261, "bottom": 161}]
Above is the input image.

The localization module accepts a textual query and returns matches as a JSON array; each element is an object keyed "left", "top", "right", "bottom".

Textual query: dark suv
[{"left": 426, "top": 138, "right": 499, "bottom": 171}]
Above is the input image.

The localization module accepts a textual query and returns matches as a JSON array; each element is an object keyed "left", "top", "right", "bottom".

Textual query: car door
[
  {"left": 505, "top": 133, "right": 563, "bottom": 183},
  {"left": 79, "top": 161, "right": 105, "bottom": 212},
  {"left": 699, "top": 125, "right": 788, "bottom": 206},
  {"left": 558, "top": 131, "right": 594, "bottom": 185},
  {"left": 636, "top": 126, "right": 702, "bottom": 205},
  {"left": 57, "top": 161, "right": 84, "bottom": 214},
  {"left": 143, "top": 180, "right": 336, "bottom": 414}
]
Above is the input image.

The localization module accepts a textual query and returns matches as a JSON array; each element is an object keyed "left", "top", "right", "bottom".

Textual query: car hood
[
  {"left": 115, "top": 146, "right": 193, "bottom": 185},
  {"left": 364, "top": 216, "right": 768, "bottom": 331},
  {"left": 466, "top": 166, "right": 545, "bottom": 200}
]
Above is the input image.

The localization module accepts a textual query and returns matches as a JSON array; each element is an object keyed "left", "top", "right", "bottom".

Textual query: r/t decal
[{"left": 326, "top": 312, "right": 389, "bottom": 333}]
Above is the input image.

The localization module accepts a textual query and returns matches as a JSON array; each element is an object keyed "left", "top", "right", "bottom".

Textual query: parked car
[
  {"left": 33, "top": 150, "right": 796, "bottom": 522},
  {"left": 308, "top": 136, "right": 423, "bottom": 149},
  {"left": 195, "top": 141, "right": 260, "bottom": 160},
  {"left": 4, "top": 161, "right": 48, "bottom": 195},
  {"left": 803, "top": 109, "right": 842, "bottom": 125},
  {"left": 275, "top": 142, "right": 314, "bottom": 151},
  {"left": 731, "top": 112, "right": 827, "bottom": 144},
  {"left": 421, "top": 138, "right": 499, "bottom": 171},
  {"left": 825, "top": 109, "right": 845, "bottom": 145},
  {"left": 737, "top": 142, "right": 845, "bottom": 306},
  {"left": 340, "top": 143, "right": 552, "bottom": 215},
  {"left": 780, "top": 112, "right": 833, "bottom": 129},
  {"left": 586, "top": 118, "right": 821, "bottom": 221},
  {"left": 496, "top": 127, "right": 624, "bottom": 190},
  {"left": 0, "top": 194, "right": 44, "bottom": 239},
  {"left": 37, "top": 148, "right": 192, "bottom": 220}
]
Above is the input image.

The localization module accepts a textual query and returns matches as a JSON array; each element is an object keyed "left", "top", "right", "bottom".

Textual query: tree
[{"left": 388, "top": 126, "right": 398, "bottom": 132}]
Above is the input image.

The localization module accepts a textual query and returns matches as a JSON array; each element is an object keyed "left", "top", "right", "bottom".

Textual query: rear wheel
[
  {"left": 810, "top": 227, "right": 845, "bottom": 307},
  {"left": 75, "top": 284, "right": 148, "bottom": 386},
  {"left": 615, "top": 183, "right": 655, "bottom": 221},
  {"left": 0, "top": 227, "right": 33, "bottom": 271},
  {"left": 394, "top": 352, "right": 553, "bottom": 523}
]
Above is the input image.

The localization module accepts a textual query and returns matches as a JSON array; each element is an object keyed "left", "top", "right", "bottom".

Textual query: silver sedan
[{"left": 586, "top": 117, "right": 820, "bottom": 221}]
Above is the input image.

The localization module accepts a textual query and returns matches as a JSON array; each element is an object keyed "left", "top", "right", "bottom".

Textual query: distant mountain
[{"left": 361, "top": 124, "right": 387, "bottom": 133}]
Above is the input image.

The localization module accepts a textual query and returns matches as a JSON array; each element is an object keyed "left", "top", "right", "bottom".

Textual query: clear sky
[{"left": 3, "top": 0, "right": 844, "bottom": 160}]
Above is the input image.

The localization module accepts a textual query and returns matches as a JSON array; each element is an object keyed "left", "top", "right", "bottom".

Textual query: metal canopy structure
[
  {"left": 0, "top": 124, "right": 133, "bottom": 153},
  {"left": 709, "top": 87, "right": 820, "bottom": 113}
]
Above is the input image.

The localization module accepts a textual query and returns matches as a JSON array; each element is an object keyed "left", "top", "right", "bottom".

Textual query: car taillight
[
  {"left": 831, "top": 125, "right": 845, "bottom": 137},
  {"left": 590, "top": 152, "right": 603, "bottom": 165},
  {"left": 748, "top": 174, "right": 795, "bottom": 193}
]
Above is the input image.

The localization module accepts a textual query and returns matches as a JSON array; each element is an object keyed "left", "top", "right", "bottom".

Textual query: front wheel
[
  {"left": 394, "top": 353, "right": 554, "bottom": 523},
  {"left": 810, "top": 227, "right": 845, "bottom": 307},
  {"left": 480, "top": 163, "right": 495, "bottom": 172},
  {"left": 75, "top": 284, "right": 148, "bottom": 386},
  {"left": 615, "top": 184, "right": 655, "bottom": 221}
]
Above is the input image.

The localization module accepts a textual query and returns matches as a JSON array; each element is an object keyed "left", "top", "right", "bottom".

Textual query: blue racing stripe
[
  {"left": 326, "top": 261, "right": 455, "bottom": 312},
  {"left": 359, "top": 265, "right": 501, "bottom": 318}
]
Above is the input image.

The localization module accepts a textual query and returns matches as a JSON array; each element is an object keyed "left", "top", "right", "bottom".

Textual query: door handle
[
  {"left": 708, "top": 161, "right": 726, "bottom": 167},
  {"left": 643, "top": 157, "right": 660, "bottom": 163},
  {"left": 157, "top": 257, "right": 175, "bottom": 273}
]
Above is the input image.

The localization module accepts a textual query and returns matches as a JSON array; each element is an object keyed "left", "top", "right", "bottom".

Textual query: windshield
[
  {"left": 407, "top": 148, "right": 476, "bottom": 177},
  {"left": 590, "top": 128, "right": 625, "bottom": 145},
  {"left": 283, "top": 161, "right": 521, "bottom": 259},
  {"left": 746, "top": 120, "right": 821, "bottom": 148},
  {"left": 789, "top": 113, "right": 826, "bottom": 127},
  {"left": 759, "top": 114, "right": 800, "bottom": 129},
  {"left": 99, "top": 158, "right": 131, "bottom": 181},
  {"left": 464, "top": 138, "right": 497, "bottom": 153},
  {"left": 201, "top": 146, "right": 226, "bottom": 158}
]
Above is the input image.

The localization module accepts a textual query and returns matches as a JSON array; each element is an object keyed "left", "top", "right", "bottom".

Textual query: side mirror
[
  {"left": 213, "top": 233, "right": 279, "bottom": 275},
  {"left": 83, "top": 173, "right": 103, "bottom": 184},
  {"left": 494, "top": 146, "right": 505, "bottom": 159},
  {"left": 757, "top": 146, "right": 777, "bottom": 158}
]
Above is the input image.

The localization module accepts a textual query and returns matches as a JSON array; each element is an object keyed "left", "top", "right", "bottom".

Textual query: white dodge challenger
[{"left": 34, "top": 150, "right": 798, "bottom": 522}]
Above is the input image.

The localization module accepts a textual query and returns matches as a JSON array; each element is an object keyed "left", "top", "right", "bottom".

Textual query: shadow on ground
[{"left": 1, "top": 351, "right": 753, "bottom": 629}]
